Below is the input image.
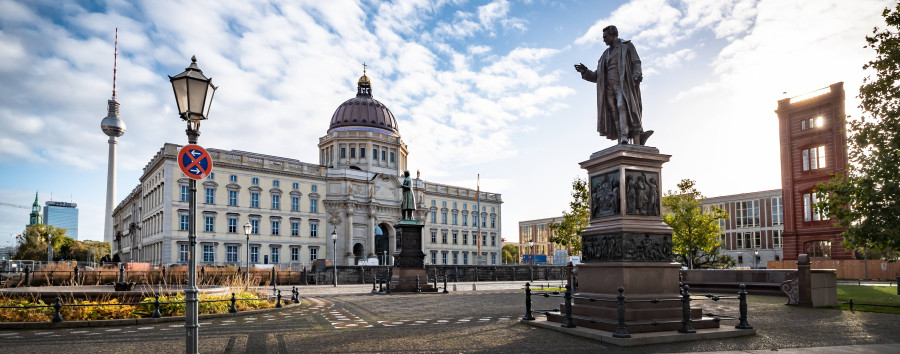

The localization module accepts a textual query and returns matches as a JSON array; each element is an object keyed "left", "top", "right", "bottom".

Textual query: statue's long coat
[{"left": 580, "top": 39, "right": 643, "bottom": 140}]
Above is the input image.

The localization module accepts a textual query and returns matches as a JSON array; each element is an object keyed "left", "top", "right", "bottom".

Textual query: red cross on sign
[{"left": 178, "top": 144, "right": 213, "bottom": 180}]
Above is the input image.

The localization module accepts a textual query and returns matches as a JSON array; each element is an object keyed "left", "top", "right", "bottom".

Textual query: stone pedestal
[
  {"left": 546, "top": 145, "right": 718, "bottom": 333},
  {"left": 390, "top": 220, "right": 437, "bottom": 292}
]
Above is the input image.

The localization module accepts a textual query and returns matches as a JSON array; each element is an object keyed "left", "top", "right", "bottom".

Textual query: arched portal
[
  {"left": 374, "top": 224, "right": 392, "bottom": 265},
  {"left": 353, "top": 243, "right": 364, "bottom": 264}
]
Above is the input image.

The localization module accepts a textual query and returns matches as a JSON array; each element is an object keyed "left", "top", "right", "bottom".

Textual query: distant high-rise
[
  {"left": 101, "top": 28, "right": 125, "bottom": 244},
  {"left": 44, "top": 201, "right": 79, "bottom": 240},
  {"left": 28, "top": 192, "right": 41, "bottom": 226}
]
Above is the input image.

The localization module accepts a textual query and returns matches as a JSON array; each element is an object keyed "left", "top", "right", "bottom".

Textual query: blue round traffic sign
[{"left": 178, "top": 144, "right": 213, "bottom": 179}]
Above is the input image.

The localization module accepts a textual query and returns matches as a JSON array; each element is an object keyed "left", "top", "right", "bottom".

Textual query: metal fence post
[
  {"left": 443, "top": 275, "right": 449, "bottom": 294},
  {"left": 162, "top": 266, "right": 167, "bottom": 284},
  {"left": 153, "top": 295, "right": 163, "bottom": 318},
  {"left": 386, "top": 269, "right": 391, "bottom": 294},
  {"left": 415, "top": 275, "right": 421, "bottom": 293},
  {"left": 613, "top": 286, "right": 631, "bottom": 338},
  {"left": 522, "top": 282, "right": 535, "bottom": 321},
  {"left": 474, "top": 267, "right": 479, "bottom": 282},
  {"left": 200, "top": 266, "right": 205, "bottom": 284},
  {"left": 433, "top": 273, "right": 438, "bottom": 290},
  {"left": 561, "top": 284, "right": 575, "bottom": 328},
  {"left": 229, "top": 293, "right": 237, "bottom": 314},
  {"left": 849, "top": 298, "right": 854, "bottom": 312},
  {"left": 52, "top": 297, "right": 63, "bottom": 323},
  {"left": 24, "top": 265, "right": 31, "bottom": 286},
  {"left": 119, "top": 264, "right": 125, "bottom": 283},
  {"left": 679, "top": 284, "right": 696, "bottom": 333},
  {"left": 73, "top": 267, "right": 79, "bottom": 286},
  {"left": 736, "top": 284, "right": 753, "bottom": 329},
  {"left": 276, "top": 290, "right": 283, "bottom": 308}
]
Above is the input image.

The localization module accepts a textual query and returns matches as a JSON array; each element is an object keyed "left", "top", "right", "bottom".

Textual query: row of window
[
  {"left": 218, "top": 173, "right": 318, "bottom": 192},
  {"left": 721, "top": 230, "right": 783, "bottom": 250},
  {"left": 714, "top": 197, "right": 783, "bottom": 231},
  {"left": 800, "top": 116, "right": 823, "bottom": 131},
  {"left": 430, "top": 210, "right": 496, "bottom": 228},
  {"left": 339, "top": 146, "right": 394, "bottom": 162},
  {"left": 180, "top": 186, "right": 319, "bottom": 213},
  {"left": 178, "top": 244, "right": 318, "bottom": 264},
  {"left": 429, "top": 229, "right": 497, "bottom": 246},
  {"left": 802, "top": 146, "right": 826, "bottom": 171},
  {"left": 432, "top": 200, "right": 494, "bottom": 212},
  {"left": 180, "top": 214, "right": 320, "bottom": 237},
  {"left": 429, "top": 251, "right": 497, "bottom": 265},
  {"left": 802, "top": 193, "right": 823, "bottom": 222}
]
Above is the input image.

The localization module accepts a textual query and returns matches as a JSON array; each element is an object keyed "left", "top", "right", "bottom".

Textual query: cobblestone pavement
[{"left": 0, "top": 286, "right": 898, "bottom": 353}]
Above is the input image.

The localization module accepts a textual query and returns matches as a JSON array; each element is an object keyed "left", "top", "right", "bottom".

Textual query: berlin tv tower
[{"left": 100, "top": 28, "right": 125, "bottom": 244}]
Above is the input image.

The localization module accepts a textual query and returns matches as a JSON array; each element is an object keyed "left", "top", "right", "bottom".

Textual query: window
[
  {"left": 772, "top": 197, "right": 783, "bottom": 225},
  {"left": 273, "top": 180, "right": 280, "bottom": 187},
  {"left": 452, "top": 231, "right": 458, "bottom": 244},
  {"left": 803, "top": 193, "right": 822, "bottom": 221},
  {"left": 735, "top": 200, "right": 760, "bottom": 228},
  {"left": 292, "top": 182, "right": 299, "bottom": 189},
  {"left": 228, "top": 216, "right": 237, "bottom": 233},
  {"left": 462, "top": 232, "right": 468, "bottom": 245},
  {"left": 491, "top": 234, "right": 496, "bottom": 246},
  {"left": 250, "top": 219, "right": 259, "bottom": 234},
  {"left": 227, "top": 246, "right": 238, "bottom": 263},
  {"left": 802, "top": 146, "right": 826, "bottom": 171},
  {"left": 208, "top": 172, "right": 215, "bottom": 179},
  {"left": 431, "top": 230, "right": 437, "bottom": 243},
  {"left": 430, "top": 210, "right": 436, "bottom": 223},
  {"left": 442, "top": 252, "right": 448, "bottom": 264},
  {"left": 180, "top": 215, "right": 189, "bottom": 231},
  {"left": 310, "top": 199, "right": 318, "bottom": 213},
  {"left": 205, "top": 188, "right": 215, "bottom": 204},
  {"left": 251, "top": 246, "right": 259, "bottom": 263},
  {"left": 291, "top": 247, "right": 300, "bottom": 261},
  {"left": 482, "top": 233, "right": 487, "bottom": 246},
  {"left": 463, "top": 252, "right": 468, "bottom": 265},
  {"left": 441, "top": 211, "right": 447, "bottom": 224},
  {"left": 311, "top": 185, "right": 317, "bottom": 192},
  {"left": 491, "top": 215, "right": 496, "bottom": 228},
  {"left": 203, "top": 245, "right": 214, "bottom": 263},
  {"left": 754, "top": 231, "right": 761, "bottom": 249},
  {"left": 482, "top": 215, "right": 487, "bottom": 228},
  {"left": 773, "top": 230, "right": 783, "bottom": 248},
  {"left": 272, "top": 195, "right": 280, "bottom": 209},
  {"left": 452, "top": 213, "right": 458, "bottom": 225},
  {"left": 179, "top": 244, "right": 189, "bottom": 262},
  {"left": 491, "top": 253, "right": 496, "bottom": 265},
  {"left": 340, "top": 148, "right": 346, "bottom": 158},
  {"left": 390, "top": 152, "right": 395, "bottom": 162},
  {"left": 181, "top": 185, "right": 189, "bottom": 202},
  {"left": 228, "top": 190, "right": 238, "bottom": 206},
  {"left": 271, "top": 220, "right": 280, "bottom": 235},
  {"left": 252, "top": 177, "right": 259, "bottom": 185},
  {"left": 204, "top": 216, "right": 214, "bottom": 232},
  {"left": 372, "top": 148, "right": 377, "bottom": 159},
  {"left": 251, "top": 192, "right": 260, "bottom": 208},
  {"left": 441, "top": 230, "right": 448, "bottom": 244},
  {"left": 309, "top": 248, "right": 318, "bottom": 261},
  {"left": 462, "top": 214, "right": 468, "bottom": 226},
  {"left": 271, "top": 247, "right": 280, "bottom": 264},
  {"left": 452, "top": 252, "right": 458, "bottom": 265},
  {"left": 350, "top": 148, "right": 356, "bottom": 158},
  {"left": 310, "top": 222, "right": 319, "bottom": 237},
  {"left": 382, "top": 150, "right": 386, "bottom": 161},
  {"left": 360, "top": 148, "right": 365, "bottom": 158},
  {"left": 291, "top": 221, "right": 300, "bottom": 236},
  {"left": 442, "top": 201, "right": 447, "bottom": 208},
  {"left": 230, "top": 174, "right": 238, "bottom": 182},
  {"left": 431, "top": 251, "right": 437, "bottom": 264},
  {"left": 291, "top": 197, "right": 299, "bottom": 211}
]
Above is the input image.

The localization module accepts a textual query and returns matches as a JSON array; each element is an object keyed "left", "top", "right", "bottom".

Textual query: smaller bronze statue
[{"left": 400, "top": 170, "right": 416, "bottom": 220}]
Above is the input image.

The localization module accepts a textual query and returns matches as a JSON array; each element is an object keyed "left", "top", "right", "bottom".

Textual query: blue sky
[{"left": 0, "top": 0, "right": 891, "bottom": 246}]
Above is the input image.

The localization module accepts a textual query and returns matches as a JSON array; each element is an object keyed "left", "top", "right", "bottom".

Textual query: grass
[{"left": 836, "top": 285, "right": 900, "bottom": 315}]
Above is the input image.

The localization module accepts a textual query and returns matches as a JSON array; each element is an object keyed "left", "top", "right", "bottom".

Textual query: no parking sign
[{"left": 178, "top": 144, "right": 213, "bottom": 179}]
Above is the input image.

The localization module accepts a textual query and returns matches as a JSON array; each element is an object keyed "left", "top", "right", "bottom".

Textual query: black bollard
[
  {"left": 736, "top": 284, "right": 753, "bottom": 329},
  {"left": 415, "top": 275, "right": 421, "bottom": 293},
  {"left": 433, "top": 272, "right": 438, "bottom": 290},
  {"left": 52, "top": 297, "right": 63, "bottom": 323},
  {"left": 372, "top": 277, "right": 378, "bottom": 293},
  {"left": 200, "top": 266, "right": 205, "bottom": 284},
  {"left": 454, "top": 267, "right": 459, "bottom": 283},
  {"left": 229, "top": 293, "right": 238, "bottom": 314},
  {"left": 276, "top": 290, "right": 283, "bottom": 308},
  {"left": 73, "top": 267, "right": 79, "bottom": 286},
  {"left": 386, "top": 275, "right": 391, "bottom": 294},
  {"left": 24, "top": 266, "right": 31, "bottom": 286},
  {"left": 153, "top": 295, "right": 163, "bottom": 318},
  {"left": 561, "top": 284, "right": 576, "bottom": 328},
  {"left": 291, "top": 286, "right": 299, "bottom": 303},
  {"left": 475, "top": 267, "right": 479, "bottom": 282},
  {"left": 443, "top": 275, "right": 449, "bottom": 294},
  {"left": 678, "top": 284, "right": 696, "bottom": 333},
  {"left": 522, "top": 282, "right": 535, "bottom": 320},
  {"left": 162, "top": 266, "right": 167, "bottom": 283},
  {"left": 119, "top": 264, "right": 125, "bottom": 283},
  {"left": 613, "top": 286, "right": 630, "bottom": 338},
  {"left": 379, "top": 278, "right": 384, "bottom": 292}
]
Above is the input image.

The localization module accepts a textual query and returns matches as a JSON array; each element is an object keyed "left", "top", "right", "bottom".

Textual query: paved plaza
[{"left": 0, "top": 282, "right": 898, "bottom": 353}]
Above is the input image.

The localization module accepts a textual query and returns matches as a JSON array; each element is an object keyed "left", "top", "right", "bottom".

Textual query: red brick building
[{"left": 776, "top": 82, "right": 852, "bottom": 260}]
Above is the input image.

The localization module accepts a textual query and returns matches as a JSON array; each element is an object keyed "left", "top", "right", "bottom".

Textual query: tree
[
  {"left": 662, "top": 179, "right": 734, "bottom": 269},
  {"left": 502, "top": 244, "right": 519, "bottom": 264},
  {"left": 548, "top": 177, "right": 589, "bottom": 254},
  {"left": 14, "top": 224, "right": 69, "bottom": 261},
  {"left": 816, "top": 4, "right": 900, "bottom": 252}
]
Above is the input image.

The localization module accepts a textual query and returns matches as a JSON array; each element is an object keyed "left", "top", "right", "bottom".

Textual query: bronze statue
[
  {"left": 400, "top": 170, "right": 416, "bottom": 220},
  {"left": 575, "top": 25, "right": 652, "bottom": 145}
]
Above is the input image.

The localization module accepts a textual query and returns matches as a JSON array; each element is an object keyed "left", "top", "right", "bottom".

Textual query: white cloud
[{"left": 658, "top": 48, "right": 696, "bottom": 68}]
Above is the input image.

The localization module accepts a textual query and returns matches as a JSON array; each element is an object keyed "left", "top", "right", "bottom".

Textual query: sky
[{"left": 0, "top": 0, "right": 892, "bottom": 247}]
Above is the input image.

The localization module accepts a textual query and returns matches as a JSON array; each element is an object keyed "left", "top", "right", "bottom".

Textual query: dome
[{"left": 328, "top": 72, "right": 399, "bottom": 134}]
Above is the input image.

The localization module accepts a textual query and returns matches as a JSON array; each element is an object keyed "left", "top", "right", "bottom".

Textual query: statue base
[
  {"left": 390, "top": 220, "right": 437, "bottom": 292},
  {"left": 546, "top": 145, "right": 719, "bottom": 332}
]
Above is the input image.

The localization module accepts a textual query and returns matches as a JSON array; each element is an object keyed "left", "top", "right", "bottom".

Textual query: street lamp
[
  {"left": 169, "top": 55, "right": 216, "bottom": 354},
  {"left": 243, "top": 222, "right": 252, "bottom": 290},
  {"left": 331, "top": 229, "right": 338, "bottom": 287}
]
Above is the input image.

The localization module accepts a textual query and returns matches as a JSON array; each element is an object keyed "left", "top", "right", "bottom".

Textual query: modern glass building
[{"left": 44, "top": 201, "right": 79, "bottom": 240}]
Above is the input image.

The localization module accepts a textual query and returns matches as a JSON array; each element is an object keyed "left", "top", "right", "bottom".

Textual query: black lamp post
[
  {"left": 169, "top": 55, "right": 216, "bottom": 354},
  {"left": 243, "top": 222, "right": 252, "bottom": 290},
  {"left": 332, "top": 229, "right": 338, "bottom": 287}
]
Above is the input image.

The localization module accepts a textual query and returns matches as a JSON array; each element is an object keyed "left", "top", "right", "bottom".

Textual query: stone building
[
  {"left": 111, "top": 72, "right": 502, "bottom": 267},
  {"left": 702, "top": 189, "right": 784, "bottom": 268}
]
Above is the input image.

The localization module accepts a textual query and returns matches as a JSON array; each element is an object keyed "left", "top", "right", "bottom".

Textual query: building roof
[{"left": 328, "top": 72, "right": 399, "bottom": 134}]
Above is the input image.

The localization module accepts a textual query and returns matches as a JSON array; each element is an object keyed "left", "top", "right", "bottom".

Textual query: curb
[{"left": 0, "top": 301, "right": 302, "bottom": 330}]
